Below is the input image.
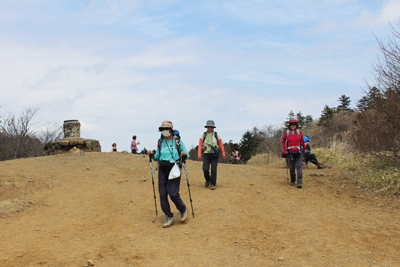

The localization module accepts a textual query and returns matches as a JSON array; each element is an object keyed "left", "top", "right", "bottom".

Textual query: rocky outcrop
[{"left": 43, "top": 137, "right": 101, "bottom": 155}]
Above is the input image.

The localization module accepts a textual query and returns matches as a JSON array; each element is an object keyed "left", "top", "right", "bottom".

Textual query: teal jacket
[{"left": 153, "top": 138, "right": 189, "bottom": 162}]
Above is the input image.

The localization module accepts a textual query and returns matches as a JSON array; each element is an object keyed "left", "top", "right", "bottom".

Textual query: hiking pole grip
[{"left": 181, "top": 154, "right": 187, "bottom": 163}]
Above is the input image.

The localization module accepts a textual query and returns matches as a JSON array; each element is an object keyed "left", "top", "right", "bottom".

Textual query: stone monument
[
  {"left": 63, "top": 120, "right": 81, "bottom": 138},
  {"left": 43, "top": 120, "right": 101, "bottom": 155}
]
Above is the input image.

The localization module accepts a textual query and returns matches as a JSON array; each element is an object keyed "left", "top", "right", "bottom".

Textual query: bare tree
[
  {"left": 0, "top": 106, "right": 40, "bottom": 159},
  {"left": 37, "top": 121, "right": 63, "bottom": 145},
  {"left": 258, "top": 125, "right": 284, "bottom": 157},
  {"left": 353, "top": 19, "right": 400, "bottom": 162}
]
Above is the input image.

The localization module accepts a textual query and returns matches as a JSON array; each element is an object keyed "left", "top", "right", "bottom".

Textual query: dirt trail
[{"left": 1, "top": 152, "right": 400, "bottom": 267}]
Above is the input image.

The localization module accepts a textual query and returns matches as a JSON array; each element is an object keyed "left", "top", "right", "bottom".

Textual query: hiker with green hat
[{"left": 198, "top": 120, "right": 226, "bottom": 190}]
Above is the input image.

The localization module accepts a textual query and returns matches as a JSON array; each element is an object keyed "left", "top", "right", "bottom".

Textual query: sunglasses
[
  {"left": 159, "top": 127, "right": 170, "bottom": 131},
  {"left": 290, "top": 123, "right": 297, "bottom": 125}
]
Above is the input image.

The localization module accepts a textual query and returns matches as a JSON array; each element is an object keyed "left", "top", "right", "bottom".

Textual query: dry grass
[
  {"left": 246, "top": 152, "right": 282, "bottom": 166},
  {"left": 247, "top": 140, "right": 400, "bottom": 194}
]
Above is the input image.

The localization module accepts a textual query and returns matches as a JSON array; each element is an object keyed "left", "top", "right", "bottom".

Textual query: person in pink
[
  {"left": 234, "top": 149, "right": 240, "bottom": 161},
  {"left": 131, "top": 136, "right": 140, "bottom": 154},
  {"left": 282, "top": 119, "right": 306, "bottom": 188}
]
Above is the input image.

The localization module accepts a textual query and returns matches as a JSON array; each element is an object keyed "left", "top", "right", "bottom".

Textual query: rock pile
[
  {"left": 43, "top": 120, "right": 101, "bottom": 155},
  {"left": 43, "top": 137, "right": 101, "bottom": 155}
]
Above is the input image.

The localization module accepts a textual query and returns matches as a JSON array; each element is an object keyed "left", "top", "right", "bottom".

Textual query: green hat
[{"left": 204, "top": 120, "right": 216, "bottom": 128}]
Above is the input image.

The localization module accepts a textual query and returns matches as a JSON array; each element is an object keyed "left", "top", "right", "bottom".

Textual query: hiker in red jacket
[{"left": 282, "top": 119, "right": 306, "bottom": 189}]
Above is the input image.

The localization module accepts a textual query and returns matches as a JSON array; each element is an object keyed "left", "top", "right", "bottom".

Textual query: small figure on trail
[
  {"left": 282, "top": 119, "right": 306, "bottom": 189},
  {"left": 198, "top": 120, "right": 226, "bottom": 190},
  {"left": 303, "top": 135, "right": 325, "bottom": 169},
  {"left": 147, "top": 120, "right": 189, "bottom": 228},
  {"left": 230, "top": 149, "right": 240, "bottom": 164},
  {"left": 112, "top": 143, "right": 117, "bottom": 152},
  {"left": 131, "top": 135, "right": 140, "bottom": 154}
]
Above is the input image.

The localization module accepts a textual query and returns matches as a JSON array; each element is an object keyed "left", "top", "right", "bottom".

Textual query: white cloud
[{"left": 355, "top": 0, "right": 400, "bottom": 26}]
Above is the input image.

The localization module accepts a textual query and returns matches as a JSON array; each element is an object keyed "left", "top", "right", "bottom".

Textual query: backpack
[
  {"left": 157, "top": 129, "right": 182, "bottom": 160},
  {"left": 285, "top": 129, "right": 304, "bottom": 153},
  {"left": 202, "top": 131, "right": 220, "bottom": 156}
]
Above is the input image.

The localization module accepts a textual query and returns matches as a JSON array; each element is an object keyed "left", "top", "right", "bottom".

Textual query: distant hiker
[
  {"left": 131, "top": 135, "right": 140, "bottom": 154},
  {"left": 198, "top": 120, "right": 226, "bottom": 190},
  {"left": 303, "top": 135, "right": 325, "bottom": 169},
  {"left": 230, "top": 149, "right": 240, "bottom": 164},
  {"left": 147, "top": 120, "right": 189, "bottom": 228},
  {"left": 282, "top": 119, "right": 306, "bottom": 189},
  {"left": 112, "top": 143, "right": 117, "bottom": 152},
  {"left": 234, "top": 149, "right": 240, "bottom": 161}
]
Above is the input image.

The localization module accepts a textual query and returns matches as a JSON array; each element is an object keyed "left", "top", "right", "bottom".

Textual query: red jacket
[{"left": 282, "top": 129, "right": 305, "bottom": 153}]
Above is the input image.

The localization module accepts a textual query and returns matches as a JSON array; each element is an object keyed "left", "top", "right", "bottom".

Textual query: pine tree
[
  {"left": 305, "top": 115, "right": 313, "bottom": 125},
  {"left": 239, "top": 128, "right": 262, "bottom": 163},
  {"left": 337, "top": 95, "right": 352, "bottom": 112},
  {"left": 356, "top": 87, "right": 381, "bottom": 111},
  {"left": 284, "top": 110, "right": 295, "bottom": 128},
  {"left": 296, "top": 111, "right": 306, "bottom": 129},
  {"left": 318, "top": 105, "right": 336, "bottom": 127}
]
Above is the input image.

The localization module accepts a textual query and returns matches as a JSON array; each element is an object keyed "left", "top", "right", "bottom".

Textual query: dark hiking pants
[
  {"left": 158, "top": 165, "right": 186, "bottom": 217},
  {"left": 305, "top": 153, "right": 318, "bottom": 166},
  {"left": 289, "top": 153, "right": 303, "bottom": 185},
  {"left": 203, "top": 153, "right": 219, "bottom": 186}
]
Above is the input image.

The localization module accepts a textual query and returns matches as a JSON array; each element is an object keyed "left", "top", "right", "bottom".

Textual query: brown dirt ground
[{"left": 1, "top": 151, "right": 400, "bottom": 267}]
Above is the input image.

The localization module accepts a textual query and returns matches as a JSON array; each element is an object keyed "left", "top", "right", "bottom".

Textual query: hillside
[{"left": 1, "top": 152, "right": 400, "bottom": 267}]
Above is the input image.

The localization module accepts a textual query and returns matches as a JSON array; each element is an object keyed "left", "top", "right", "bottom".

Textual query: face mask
[{"left": 162, "top": 130, "right": 171, "bottom": 137}]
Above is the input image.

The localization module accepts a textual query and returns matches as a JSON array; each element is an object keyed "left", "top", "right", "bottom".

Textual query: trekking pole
[
  {"left": 286, "top": 157, "right": 289, "bottom": 181},
  {"left": 182, "top": 155, "right": 195, "bottom": 218},
  {"left": 149, "top": 155, "right": 158, "bottom": 216}
]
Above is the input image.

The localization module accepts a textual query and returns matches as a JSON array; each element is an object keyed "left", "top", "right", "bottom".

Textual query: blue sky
[{"left": 1, "top": 0, "right": 400, "bottom": 152}]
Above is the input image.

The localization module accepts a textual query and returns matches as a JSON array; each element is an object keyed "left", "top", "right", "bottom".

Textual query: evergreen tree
[
  {"left": 356, "top": 87, "right": 381, "bottom": 111},
  {"left": 284, "top": 111, "right": 313, "bottom": 129},
  {"left": 284, "top": 110, "right": 295, "bottom": 128},
  {"left": 337, "top": 95, "right": 352, "bottom": 112},
  {"left": 239, "top": 128, "right": 262, "bottom": 163},
  {"left": 296, "top": 111, "right": 306, "bottom": 129},
  {"left": 356, "top": 96, "right": 370, "bottom": 112},
  {"left": 305, "top": 115, "right": 313, "bottom": 125},
  {"left": 318, "top": 105, "right": 336, "bottom": 127}
]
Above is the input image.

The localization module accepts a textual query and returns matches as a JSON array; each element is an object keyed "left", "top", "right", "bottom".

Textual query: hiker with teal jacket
[
  {"left": 147, "top": 120, "right": 189, "bottom": 228},
  {"left": 198, "top": 120, "right": 226, "bottom": 190}
]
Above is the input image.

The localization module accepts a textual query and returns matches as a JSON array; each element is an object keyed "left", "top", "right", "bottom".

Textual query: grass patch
[{"left": 246, "top": 153, "right": 282, "bottom": 166}]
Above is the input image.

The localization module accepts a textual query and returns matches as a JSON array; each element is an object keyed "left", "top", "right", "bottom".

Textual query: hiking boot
[
  {"left": 180, "top": 209, "right": 188, "bottom": 223},
  {"left": 297, "top": 184, "right": 302, "bottom": 189},
  {"left": 290, "top": 182, "right": 295, "bottom": 186},
  {"left": 210, "top": 185, "right": 216, "bottom": 190},
  {"left": 163, "top": 217, "right": 174, "bottom": 228},
  {"left": 318, "top": 164, "right": 325, "bottom": 169},
  {"left": 205, "top": 181, "right": 210, "bottom": 188}
]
